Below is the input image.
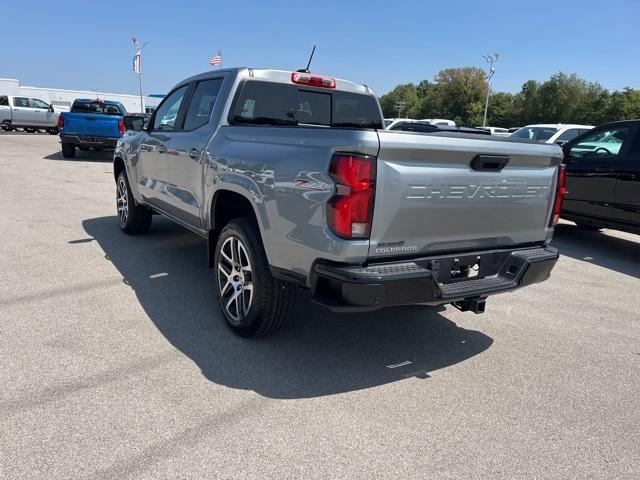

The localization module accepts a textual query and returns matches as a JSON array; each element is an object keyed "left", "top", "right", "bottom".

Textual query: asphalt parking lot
[{"left": 1, "top": 133, "right": 639, "bottom": 479}]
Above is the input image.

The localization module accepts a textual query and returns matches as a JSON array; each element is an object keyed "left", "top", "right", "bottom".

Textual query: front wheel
[
  {"left": 116, "top": 171, "right": 152, "bottom": 234},
  {"left": 214, "top": 218, "right": 295, "bottom": 337}
]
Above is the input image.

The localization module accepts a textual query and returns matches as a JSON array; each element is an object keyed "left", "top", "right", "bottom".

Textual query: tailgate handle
[{"left": 470, "top": 154, "right": 509, "bottom": 172}]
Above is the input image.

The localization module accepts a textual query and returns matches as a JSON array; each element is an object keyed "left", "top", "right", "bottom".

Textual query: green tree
[{"left": 379, "top": 83, "right": 420, "bottom": 118}]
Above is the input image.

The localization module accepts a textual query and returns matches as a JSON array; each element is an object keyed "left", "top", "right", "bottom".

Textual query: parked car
[
  {"left": 561, "top": 120, "right": 640, "bottom": 234},
  {"left": 384, "top": 117, "right": 415, "bottom": 129},
  {"left": 511, "top": 124, "right": 593, "bottom": 145},
  {"left": 421, "top": 118, "right": 456, "bottom": 126},
  {"left": 479, "top": 126, "right": 511, "bottom": 136},
  {"left": 57, "top": 99, "right": 127, "bottom": 158},
  {"left": 0, "top": 95, "right": 60, "bottom": 134},
  {"left": 389, "top": 121, "right": 490, "bottom": 136},
  {"left": 114, "top": 67, "right": 562, "bottom": 337}
]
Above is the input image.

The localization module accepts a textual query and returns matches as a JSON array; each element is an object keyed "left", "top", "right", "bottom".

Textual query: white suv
[{"left": 510, "top": 124, "right": 594, "bottom": 144}]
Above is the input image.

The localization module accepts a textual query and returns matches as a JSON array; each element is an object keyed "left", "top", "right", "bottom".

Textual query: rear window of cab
[{"left": 230, "top": 80, "right": 383, "bottom": 129}]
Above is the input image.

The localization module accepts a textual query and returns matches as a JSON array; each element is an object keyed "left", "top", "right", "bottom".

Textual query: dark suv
[{"left": 561, "top": 120, "right": 640, "bottom": 234}]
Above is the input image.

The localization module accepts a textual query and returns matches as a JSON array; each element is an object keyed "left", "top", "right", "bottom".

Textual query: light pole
[
  {"left": 395, "top": 102, "right": 406, "bottom": 118},
  {"left": 482, "top": 53, "right": 499, "bottom": 128},
  {"left": 132, "top": 37, "right": 150, "bottom": 113}
]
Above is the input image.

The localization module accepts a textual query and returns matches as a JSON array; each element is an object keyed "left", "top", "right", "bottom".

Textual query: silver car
[{"left": 0, "top": 95, "right": 60, "bottom": 133}]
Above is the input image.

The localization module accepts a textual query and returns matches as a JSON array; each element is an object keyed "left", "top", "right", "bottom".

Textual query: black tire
[
  {"left": 116, "top": 171, "right": 152, "bottom": 234},
  {"left": 575, "top": 222, "right": 601, "bottom": 231},
  {"left": 61, "top": 143, "right": 76, "bottom": 158},
  {"left": 214, "top": 218, "right": 295, "bottom": 337}
]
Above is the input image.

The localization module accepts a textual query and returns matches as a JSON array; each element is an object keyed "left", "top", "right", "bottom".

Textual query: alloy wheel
[
  {"left": 218, "top": 236, "right": 254, "bottom": 322},
  {"left": 117, "top": 177, "right": 129, "bottom": 226}
]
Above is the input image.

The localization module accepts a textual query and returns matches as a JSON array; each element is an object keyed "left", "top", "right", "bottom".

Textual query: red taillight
[
  {"left": 550, "top": 164, "right": 568, "bottom": 226},
  {"left": 327, "top": 154, "right": 376, "bottom": 239},
  {"left": 118, "top": 118, "right": 125, "bottom": 136},
  {"left": 57, "top": 115, "right": 64, "bottom": 130},
  {"left": 291, "top": 72, "right": 336, "bottom": 89}
]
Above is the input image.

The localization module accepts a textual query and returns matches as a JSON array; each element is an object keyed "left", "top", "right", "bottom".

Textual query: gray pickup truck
[{"left": 114, "top": 68, "right": 565, "bottom": 337}]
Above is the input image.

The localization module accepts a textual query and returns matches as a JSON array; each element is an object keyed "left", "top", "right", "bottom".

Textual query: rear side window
[
  {"left": 0, "top": 96, "right": 8, "bottom": 106},
  {"left": 183, "top": 78, "right": 223, "bottom": 130},
  {"left": 71, "top": 101, "right": 123, "bottom": 115},
  {"left": 230, "top": 80, "right": 383, "bottom": 129},
  {"left": 13, "top": 97, "right": 30, "bottom": 108}
]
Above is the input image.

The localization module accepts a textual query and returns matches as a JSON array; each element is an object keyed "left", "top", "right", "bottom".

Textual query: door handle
[
  {"left": 187, "top": 148, "right": 201, "bottom": 159},
  {"left": 14, "top": 108, "right": 20, "bottom": 111},
  {"left": 157, "top": 144, "right": 167, "bottom": 153}
]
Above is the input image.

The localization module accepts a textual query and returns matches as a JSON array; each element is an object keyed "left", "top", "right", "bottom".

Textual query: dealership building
[{"left": 0, "top": 78, "right": 162, "bottom": 113}]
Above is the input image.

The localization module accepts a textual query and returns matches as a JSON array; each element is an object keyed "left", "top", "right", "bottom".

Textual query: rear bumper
[
  {"left": 60, "top": 134, "right": 119, "bottom": 148},
  {"left": 311, "top": 245, "right": 558, "bottom": 312}
]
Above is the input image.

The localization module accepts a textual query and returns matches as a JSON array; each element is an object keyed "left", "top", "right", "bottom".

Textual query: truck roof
[{"left": 177, "top": 67, "right": 374, "bottom": 95}]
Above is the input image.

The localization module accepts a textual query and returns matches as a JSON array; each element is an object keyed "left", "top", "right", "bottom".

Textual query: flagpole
[
  {"left": 138, "top": 66, "right": 144, "bottom": 113},
  {"left": 132, "top": 37, "right": 150, "bottom": 113}
]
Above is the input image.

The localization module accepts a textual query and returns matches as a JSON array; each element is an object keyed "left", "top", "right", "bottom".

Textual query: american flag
[{"left": 210, "top": 51, "right": 222, "bottom": 66}]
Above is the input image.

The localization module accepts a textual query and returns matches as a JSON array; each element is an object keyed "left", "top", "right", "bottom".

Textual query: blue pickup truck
[{"left": 58, "top": 99, "right": 127, "bottom": 158}]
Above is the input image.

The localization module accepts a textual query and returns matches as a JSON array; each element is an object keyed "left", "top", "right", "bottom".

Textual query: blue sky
[{"left": 3, "top": 0, "right": 639, "bottom": 97}]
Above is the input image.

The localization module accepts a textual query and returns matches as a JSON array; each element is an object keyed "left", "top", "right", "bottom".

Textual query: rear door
[
  {"left": 612, "top": 126, "right": 640, "bottom": 227},
  {"left": 371, "top": 131, "right": 562, "bottom": 258},
  {"left": 11, "top": 97, "right": 35, "bottom": 125},
  {"left": 563, "top": 124, "right": 635, "bottom": 223}
]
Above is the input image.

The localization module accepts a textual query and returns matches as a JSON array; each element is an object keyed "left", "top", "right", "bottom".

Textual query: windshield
[{"left": 511, "top": 126, "right": 557, "bottom": 142}]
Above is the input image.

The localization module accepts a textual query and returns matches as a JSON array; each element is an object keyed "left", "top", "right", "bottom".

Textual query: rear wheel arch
[{"left": 208, "top": 189, "right": 263, "bottom": 267}]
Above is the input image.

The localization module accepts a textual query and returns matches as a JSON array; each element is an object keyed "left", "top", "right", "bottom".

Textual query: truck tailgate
[
  {"left": 62, "top": 112, "right": 121, "bottom": 137},
  {"left": 369, "top": 131, "right": 563, "bottom": 258}
]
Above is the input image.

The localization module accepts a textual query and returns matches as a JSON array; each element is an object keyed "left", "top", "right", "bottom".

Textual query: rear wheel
[
  {"left": 214, "top": 218, "right": 295, "bottom": 337},
  {"left": 61, "top": 143, "right": 76, "bottom": 158},
  {"left": 116, "top": 171, "right": 152, "bottom": 234}
]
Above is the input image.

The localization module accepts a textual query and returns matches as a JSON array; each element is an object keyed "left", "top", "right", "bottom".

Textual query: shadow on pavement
[
  {"left": 83, "top": 216, "right": 493, "bottom": 399},
  {"left": 45, "top": 150, "right": 113, "bottom": 162},
  {"left": 552, "top": 224, "right": 640, "bottom": 279}
]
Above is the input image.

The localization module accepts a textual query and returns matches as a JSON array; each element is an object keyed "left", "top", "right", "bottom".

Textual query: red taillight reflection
[
  {"left": 327, "top": 154, "right": 376, "bottom": 239},
  {"left": 551, "top": 164, "right": 568, "bottom": 226},
  {"left": 118, "top": 118, "right": 125, "bottom": 136},
  {"left": 57, "top": 115, "right": 64, "bottom": 130}
]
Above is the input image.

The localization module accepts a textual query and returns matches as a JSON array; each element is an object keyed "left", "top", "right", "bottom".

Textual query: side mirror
[
  {"left": 49, "top": 105, "right": 55, "bottom": 112},
  {"left": 555, "top": 140, "right": 566, "bottom": 146},
  {"left": 123, "top": 115, "right": 148, "bottom": 132}
]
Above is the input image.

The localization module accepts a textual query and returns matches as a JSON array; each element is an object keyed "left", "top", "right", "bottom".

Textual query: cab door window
[
  {"left": 31, "top": 99, "right": 50, "bottom": 109},
  {"left": 569, "top": 126, "right": 632, "bottom": 159},
  {"left": 152, "top": 85, "right": 189, "bottom": 131}
]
